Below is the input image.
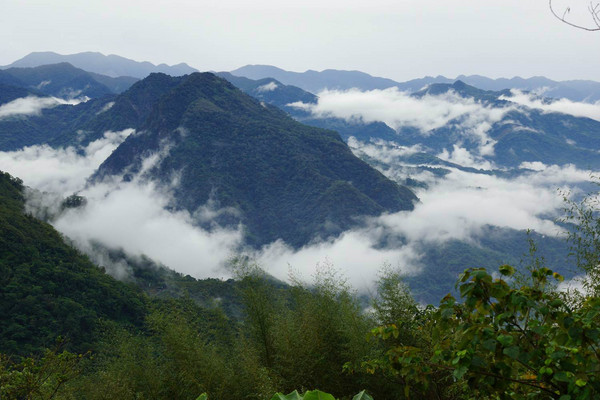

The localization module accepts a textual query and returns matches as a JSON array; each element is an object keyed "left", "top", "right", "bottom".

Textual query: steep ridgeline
[
  {"left": 94, "top": 72, "right": 417, "bottom": 247},
  {"left": 0, "top": 72, "right": 183, "bottom": 151},
  {"left": 0, "top": 171, "right": 147, "bottom": 355},
  {"left": 217, "top": 72, "right": 402, "bottom": 143}
]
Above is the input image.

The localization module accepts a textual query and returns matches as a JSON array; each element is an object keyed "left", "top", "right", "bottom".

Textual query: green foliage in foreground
[
  {"left": 360, "top": 265, "right": 600, "bottom": 399},
  {"left": 3, "top": 169, "right": 600, "bottom": 399}
]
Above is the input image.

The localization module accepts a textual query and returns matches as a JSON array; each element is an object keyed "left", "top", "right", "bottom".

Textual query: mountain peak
[{"left": 95, "top": 73, "right": 417, "bottom": 247}]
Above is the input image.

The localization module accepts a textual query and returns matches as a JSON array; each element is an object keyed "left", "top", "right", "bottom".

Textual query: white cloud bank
[
  {"left": 54, "top": 179, "right": 243, "bottom": 279},
  {"left": 0, "top": 96, "right": 84, "bottom": 119},
  {"left": 0, "top": 125, "right": 594, "bottom": 291},
  {"left": 500, "top": 89, "right": 600, "bottom": 121},
  {"left": 290, "top": 87, "right": 511, "bottom": 132},
  {"left": 247, "top": 160, "right": 588, "bottom": 290},
  {"left": 0, "top": 129, "right": 133, "bottom": 195},
  {"left": 290, "top": 87, "right": 517, "bottom": 169},
  {"left": 256, "top": 81, "right": 278, "bottom": 92}
]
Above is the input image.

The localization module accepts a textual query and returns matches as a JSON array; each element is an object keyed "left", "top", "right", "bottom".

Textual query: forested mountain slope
[
  {"left": 94, "top": 72, "right": 417, "bottom": 247},
  {"left": 0, "top": 171, "right": 147, "bottom": 355}
]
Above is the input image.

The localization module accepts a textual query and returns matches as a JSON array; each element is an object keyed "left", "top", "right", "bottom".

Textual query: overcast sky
[{"left": 1, "top": 0, "right": 599, "bottom": 81}]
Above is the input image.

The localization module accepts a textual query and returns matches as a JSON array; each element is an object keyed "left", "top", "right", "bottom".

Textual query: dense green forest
[{"left": 2, "top": 166, "right": 600, "bottom": 399}]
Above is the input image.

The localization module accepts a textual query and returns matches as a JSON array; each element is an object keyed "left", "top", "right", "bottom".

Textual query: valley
[{"left": 1, "top": 47, "right": 600, "bottom": 398}]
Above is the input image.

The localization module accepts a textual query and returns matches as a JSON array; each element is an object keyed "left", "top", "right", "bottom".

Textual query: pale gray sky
[{"left": 1, "top": 0, "right": 599, "bottom": 81}]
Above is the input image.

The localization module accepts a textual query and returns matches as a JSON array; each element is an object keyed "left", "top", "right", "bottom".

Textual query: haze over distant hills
[
  {"left": 230, "top": 64, "right": 600, "bottom": 103},
  {"left": 0, "top": 62, "right": 138, "bottom": 99},
  {"left": 2, "top": 51, "right": 198, "bottom": 79}
]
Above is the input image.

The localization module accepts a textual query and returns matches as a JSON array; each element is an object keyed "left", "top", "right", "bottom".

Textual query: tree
[
  {"left": 549, "top": 0, "right": 600, "bottom": 31},
  {"left": 364, "top": 265, "right": 600, "bottom": 399}
]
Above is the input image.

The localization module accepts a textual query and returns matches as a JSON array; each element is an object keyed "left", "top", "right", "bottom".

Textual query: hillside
[
  {"left": 94, "top": 72, "right": 417, "bottom": 247},
  {"left": 0, "top": 171, "right": 147, "bottom": 355}
]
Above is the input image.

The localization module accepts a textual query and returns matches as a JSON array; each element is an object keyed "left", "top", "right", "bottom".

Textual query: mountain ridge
[
  {"left": 3, "top": 51, "right": 198, "bottom": 79},
  {"left": 93, "top": 72, "right": 417, "bottom": 247}
]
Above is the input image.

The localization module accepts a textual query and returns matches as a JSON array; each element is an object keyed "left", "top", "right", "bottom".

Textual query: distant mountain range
[
  {"left": 2, "top": 51, "right": 198, "bottom": 79},
  {"left": 217, "top": 72, "right": 600, "bottom": 171},
  {"left": 230, "top": 64, "right": 600, "bottom": 102},
  {"left": 0, "top": 62, "right": 138, "bottom": 99}
]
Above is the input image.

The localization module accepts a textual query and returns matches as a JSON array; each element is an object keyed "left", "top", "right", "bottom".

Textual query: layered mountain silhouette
[
  {"left": 1, "top": 62, "right": 137, "bottom": 99},
  {"left": 230, "top": 65, "right": 600, "bottom": 102},
  {"left": 393, "top": 81, "right": 600, "bottom": 169},
  {"left": 92, "top": 72, "right": 417, "bottom": 247},
  {"left": 230, "top": 64, "right": 400, "bottom": 93},
  {"left": 3, "top": 51, "right": 198, "bottom": 79}
]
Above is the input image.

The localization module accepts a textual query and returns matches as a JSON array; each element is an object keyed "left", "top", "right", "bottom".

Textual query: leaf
[
  {"left": 271, "top": 393, "right": 302, "bottom": 400},
  {"left": 195, "top": 394, "right": 208, "bottom": 400},
  {"left": 286, "top": 391, "right": 304, "bottom": 400},
  {"left": 352, "top": 390, "right": 374, "bottom": 400},
  {"left": 575, "top": 379, "right": 587, "bottom": 387},
  {"left": 453, "top": 365, "right": 468, "bottom": 380},
  {"left": 497, "top": 334, "right": 514, "bottom": 346},
  {"left": 553, "top": 272, "right": 564, "bottom": 282},
  {"left": 502, "top": 346, "right": 520, "bottom": 359},
  {"left": 499, "top": 265, "right": 515, "bottom": 276},
  {"left": 303, "top": 390, "right": 336, "bottom": 400}
]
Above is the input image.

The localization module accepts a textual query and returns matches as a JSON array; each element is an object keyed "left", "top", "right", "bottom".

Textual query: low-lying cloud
[
  {"left": 54, "top": 179, "right": 243, "bottom": 279},
  {"left": 290, "top": 87, "right": 511, "bottom": 133},
  {"left": 501, "top": 89, "right": 600, "bottom": 121},
  {"left": 0, "top": 126, "right": 594, "bottom": 292},
  {"left": 256, "top": 81, "right": 278, "bottom": 92},
  {"left": 290, "top": 87, "right": 515, "bottom": 168},
  {"left": 247, "top": 154, "right": 588, "bottom": 290},
  {"left": 0, "top": 96, "right": 84, "bottom": 119},
  {"left": 0, "top": 129, "right": 133, "bottom": 195}
]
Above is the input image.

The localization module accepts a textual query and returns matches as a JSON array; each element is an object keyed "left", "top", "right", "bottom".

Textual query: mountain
[
  {"left": 230, "top": 65, "right": 600, "bottom": 102},
  {"left": 393, "top": 81, "right": 600, "bottom": 169},
  {"left": 0, "top": 171, "right": 147, "bottom": 355},
  {"left": 216, "top": 72, "right": 317, "bottom": 117},
  {"left": 93, "top": 72, "right": 417, "bottom": 247},
  {"left": 0, "top": 91, "right": 118, "bottom": 151},
  {"left": 397, "top": 74, "right": 600, "bottom": 102},
  {"left": 3, "top": 51, "right": 198, "bottom": 79},
  {"left": 455, "top": 75, "right": 600, "bottom": 103},
  {"left": 1, "top": 62, "right": 138, "bottom": 98},
  {"left": 0, "top": 71, "right": 180, "bottom": 151},
  {"left": 230, "top": 65, "right": 401, "bottom": 93}
]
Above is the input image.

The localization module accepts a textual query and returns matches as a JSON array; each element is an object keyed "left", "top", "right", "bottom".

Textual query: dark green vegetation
[
  {"left": 2, "top": 168, "right": 600, "bottom": 399},
  {"left": 0, "top": 171, "right": 146, "bottom": 355},
  {"left": 93, "top": 72, "right": 417, "bottom": 247}
]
